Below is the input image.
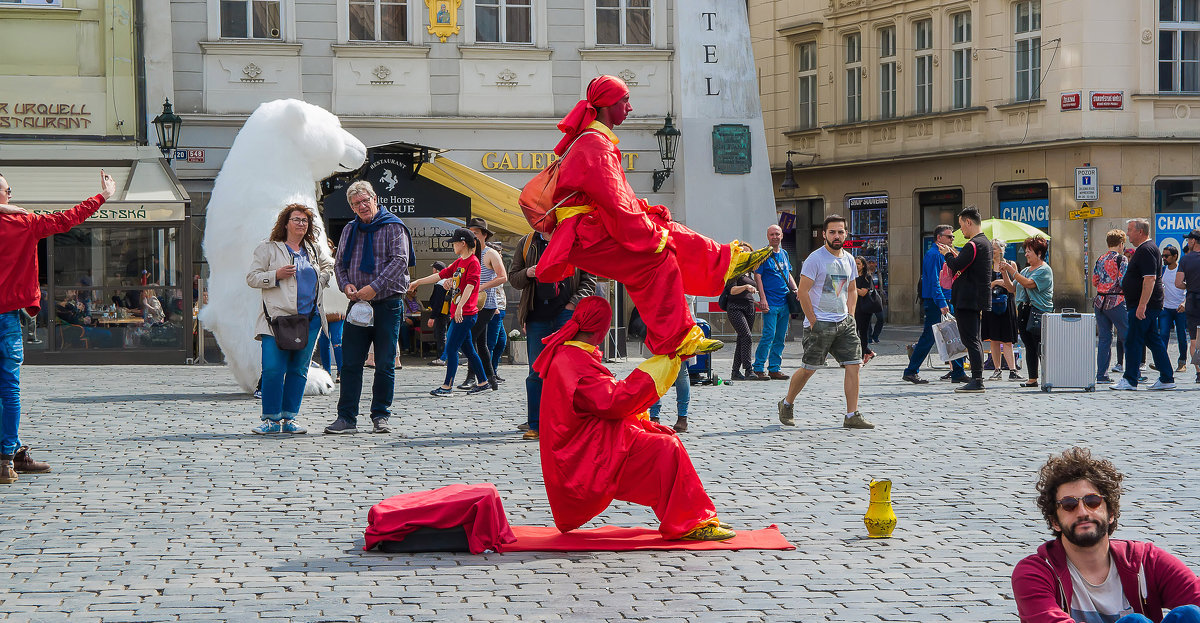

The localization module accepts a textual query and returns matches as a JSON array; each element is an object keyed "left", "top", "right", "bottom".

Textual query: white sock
[
  {"left": 782, "top": 400, "right": 792, "bottom": 406},
  {"left": 846, "top": 412, "right": 856, "bottom": 418}
]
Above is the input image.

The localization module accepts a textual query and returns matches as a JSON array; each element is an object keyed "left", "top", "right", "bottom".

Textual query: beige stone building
[{"left": 750, "top": 0, "right": 1200, "bottom": 323}]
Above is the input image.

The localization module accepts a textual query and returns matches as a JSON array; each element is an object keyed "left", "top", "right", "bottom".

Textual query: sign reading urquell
[{"left": 671, "top": 3, "right": 775, "bottom": 246}]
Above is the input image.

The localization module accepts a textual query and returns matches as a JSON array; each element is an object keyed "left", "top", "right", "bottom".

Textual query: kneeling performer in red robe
[{"left": 533, "top": 296, "right": 734, "bottom": 541}]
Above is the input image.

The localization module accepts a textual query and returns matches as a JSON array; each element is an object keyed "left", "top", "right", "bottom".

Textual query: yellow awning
[{"left": 417, "top": 155, "right": 531, "bottom": 236}]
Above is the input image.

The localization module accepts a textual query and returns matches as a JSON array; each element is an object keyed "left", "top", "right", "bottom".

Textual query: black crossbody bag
[{"left": 772, "top": 256, "right": 803, "bottom": 315}]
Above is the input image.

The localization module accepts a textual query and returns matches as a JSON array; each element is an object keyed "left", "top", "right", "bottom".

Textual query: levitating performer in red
[
  {"left": 535, "top": 75, "right": 772, "bottom": 357},
  {"left": 533, "top": 296, "right": 735, "bottom": 541}
]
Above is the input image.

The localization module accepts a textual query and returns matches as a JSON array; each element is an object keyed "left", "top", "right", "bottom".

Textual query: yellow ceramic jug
[{"left": 864, "top": 479, "right": 897, "bottom": 538}]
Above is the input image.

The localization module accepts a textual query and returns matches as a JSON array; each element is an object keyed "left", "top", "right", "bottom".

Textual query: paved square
[{"left": 2, "top": 335, "right": 1198, "bottom": 622}]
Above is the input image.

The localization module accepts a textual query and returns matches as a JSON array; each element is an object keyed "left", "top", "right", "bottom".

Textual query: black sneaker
[
  {"left": 324, "top": 418, "right": 358, "bottom": 434},
  {"left": 939, "top": 371, "right": 954, "bottom": 380},
  {"left": 457, "top": 379, "right": 475, "bottom": 390},
  {"left": 466, "top": 383, "right": 493, "bottom": 394},
  {"left": 949, "top": 375, "right": 970, "bottom": 384},
  {"left": 902, "top": 374, "right": 929, "bottom": 384},
  {"left": 955, "top": 378, "right": 985, "bottom": 393},
  {"left": 372, "top": 418, "right": 391, "bottom": 434}
]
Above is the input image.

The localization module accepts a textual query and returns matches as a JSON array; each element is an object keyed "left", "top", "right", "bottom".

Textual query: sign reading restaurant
[{"left": 0, "top": 102, "right": 93, "bottom": 130}]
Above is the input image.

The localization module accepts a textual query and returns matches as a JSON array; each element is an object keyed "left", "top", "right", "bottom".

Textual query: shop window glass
[
  {"left": 1154, "top": 178, "right": 1200, "bottom": 213},
  {"left": 919, "top": 189, "right": 963, "bottom": 257},
  {"left": 49, "top": 227, "right": 185, "bottom": 351},
  {"left": 221, "top": 0, "right": 281, "bottom": 39}
]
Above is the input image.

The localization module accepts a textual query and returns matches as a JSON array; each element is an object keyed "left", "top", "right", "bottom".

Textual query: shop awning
[
  {"left": 321, "top": 142, "right": 531, "bottom": 237},
  {"left": 417, "top": 155, "right": 530, "bottom": 236},
  {"left": 0, "top": 157, "right": 189, "bottom": 218}
]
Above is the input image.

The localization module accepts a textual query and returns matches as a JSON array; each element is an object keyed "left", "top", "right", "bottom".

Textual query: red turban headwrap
[
  {"left": 553, "top": 75, "right": 630, "bottom": 155},
  {"left": 531, "top": 296, "right": 612, "bottom": 377}
]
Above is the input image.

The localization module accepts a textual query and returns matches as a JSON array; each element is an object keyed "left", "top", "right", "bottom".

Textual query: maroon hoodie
[{"left": 1012, "top": 538, "right": 1200, "bottom": 623}]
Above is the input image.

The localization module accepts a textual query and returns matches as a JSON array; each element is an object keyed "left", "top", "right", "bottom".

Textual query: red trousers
[
  {"left": 613, "top": 432, "right": 717, "bottom": 539},
  {"left": 561, "top": 216, "right": 731, "bottom": 355}
]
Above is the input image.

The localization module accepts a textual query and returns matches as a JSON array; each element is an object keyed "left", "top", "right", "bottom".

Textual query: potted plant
[{"left": 507, "top": 329, "right": 527, "bottom": 365}]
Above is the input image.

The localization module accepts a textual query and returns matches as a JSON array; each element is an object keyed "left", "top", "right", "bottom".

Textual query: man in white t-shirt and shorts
[{"left": 776, "top": 215, "right": 874, "bottom": 430}]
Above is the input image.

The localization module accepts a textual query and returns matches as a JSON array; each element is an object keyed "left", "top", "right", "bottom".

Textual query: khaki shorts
[{"left": 801, "top": 316, "right": 862, "bottom": 370}]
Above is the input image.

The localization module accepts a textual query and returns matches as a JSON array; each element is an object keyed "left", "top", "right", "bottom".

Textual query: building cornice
[
  {"left": 771, "top": 137, "right": 1200, "bottom": 174},
  {"left": 820, "top": 106, "right": 987, "bottom": 133},
  {"left": 330, "top": 43, "right": 432, "bottom": 58},
  {"left": 178, "top": 114, "right": 666, "bottom": 131},
  {"left": 198, "top": 41, "right": 304, "bottom": 55},
  {"left": 994, "top": 99, "right": 1047, "bottom": 111},
  {"left": 458, "top": 45, "right": 552, "bottom": 60},
  {"left": 0, "top": 6, "right": 81, "bottom": 19},
  {"left": 577, "top": 48, "right": 673, "bottom": 61},
  {"left": 778, "top": 21, "right": 823, "bottom": 39}
]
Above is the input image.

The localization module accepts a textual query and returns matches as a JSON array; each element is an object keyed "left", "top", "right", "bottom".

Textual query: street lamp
[
  {"left": 151, "top": 98, "right": 183, "bottom": 160},
  {"left": 652, "top": 113, "right": 680, "bottom": 192},
  {"left": 779, "top": 150, "right": 817, "bottom": 191}
]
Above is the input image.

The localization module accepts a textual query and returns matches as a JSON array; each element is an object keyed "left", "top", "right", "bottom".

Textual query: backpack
[{"left": 518, "top": 131, "right": 600, "bottom": 233}]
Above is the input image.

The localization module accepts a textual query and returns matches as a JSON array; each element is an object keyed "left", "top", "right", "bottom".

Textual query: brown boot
[
  {"left": 13, "top": 446, "right": 51, "bottom": 473},
  {"left": 769, "top": 371, "right": 789, "bottom": 380},
  {"left": 672, "top": 417, "right": 688, "bottom": 433},
  {"left": 0, "top": 458, "right": 15, "bottom": 484}
]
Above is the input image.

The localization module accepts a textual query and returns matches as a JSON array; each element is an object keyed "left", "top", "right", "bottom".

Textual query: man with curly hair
[{"left": 1011, "top": 447, "right": 1200, "bottom": 623}]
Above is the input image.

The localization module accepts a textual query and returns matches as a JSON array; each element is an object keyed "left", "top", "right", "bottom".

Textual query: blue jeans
[
  {"left": 0, "top": 311, "right": 24, "bottom": 457},
  {"left": 1096, "top": 302, "right": 1128, "bottom": 379},
  {"left": 526, "top": 307, "right": 575, "bottom": 431},
  {"left": 904, "top": 299, "right": 965, "bottom": 377},
  {"left": 649, "top": 365, "right": 689, "bottom": 420},
  {"left": 1117, "top": 605, "right": 1200, "bottom": 623},
  {"left": 260, "top": 314, "right": 321, "bottom": 420},
  {"left": 443, "top": 313, "right": 486, "bottom": 387},
  {"left": 487, "top": 309, "right": 507, "bottom": 372},
  {"left": 337, "top": 297, "right": 402, "bottom": 424},
  {"left": 317, "top": 319, "right": 343, "bottom": 375},
  {"left": 753, "top": 304, "right": 790, "bottom": 373},
  {"left": 1124, "top": 307, "right": 1174, "bottom": 386},
  {"left": 1160, "top": 307, "right": 1189, "bottom": 363}
]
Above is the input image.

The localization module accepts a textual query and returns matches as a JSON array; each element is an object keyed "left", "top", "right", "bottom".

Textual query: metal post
[{"left": 195, "top": 277, "right": 207, "bottom": 365}]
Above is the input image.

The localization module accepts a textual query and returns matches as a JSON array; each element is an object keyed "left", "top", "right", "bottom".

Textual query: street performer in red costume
[
  {"left": 535, "top": 75, "right": 772, "bottom": 357},
  {"left": 534, "top": 295, "right": 735, "bottom": 541}
]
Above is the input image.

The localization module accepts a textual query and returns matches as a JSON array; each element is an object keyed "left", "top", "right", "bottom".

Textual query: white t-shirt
[
  {"left": 1066, "top": 558, "right": 1133, "bottom": 623},
  {"left": 799, "top": 246, "right": 858, "bottom": 327},
  {"left": 1163, "top": 265, "right": 1186, "bottom": 309}
]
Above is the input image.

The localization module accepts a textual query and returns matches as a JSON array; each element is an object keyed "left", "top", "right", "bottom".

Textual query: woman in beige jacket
[{"left": 246, "top": 204, "right": 334, "bottom": 434}]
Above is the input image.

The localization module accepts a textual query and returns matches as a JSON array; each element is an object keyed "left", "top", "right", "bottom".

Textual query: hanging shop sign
[
  {"left": 27, "top": 202, "right": 185, "bottom": 222},
  {"left": 323, "top": 154, "right": 470, "bottom": 221}
]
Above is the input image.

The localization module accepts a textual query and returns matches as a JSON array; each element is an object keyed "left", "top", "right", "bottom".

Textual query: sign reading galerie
[{"left": 481, "top": 151, "right": 638, "bottom": 171}]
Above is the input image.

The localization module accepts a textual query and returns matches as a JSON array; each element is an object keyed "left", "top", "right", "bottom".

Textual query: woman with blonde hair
[
  {"left": 247, "top": 203, "right": 334, "bottom": 434},
  {"left": 982, "top": 239, "right": 1021, "bottom": 380}
]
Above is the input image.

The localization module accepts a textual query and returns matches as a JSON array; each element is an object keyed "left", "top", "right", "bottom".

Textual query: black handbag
[
  {"left": 264, "top": 302, "right": 311, "bottom": 351},
  {"left": 1018, "top": 302, "right": 1044, "bottom": 335},
  {"left": 859, "top": 282, "right": 884, "bottom": 315},
  {"left": 771, "top": 256, "right": 803, "bottom": 315}
]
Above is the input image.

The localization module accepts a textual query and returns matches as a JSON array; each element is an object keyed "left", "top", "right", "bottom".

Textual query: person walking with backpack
[{"left": 1092, "top": 229, "right": 1129, "bottom": 384}]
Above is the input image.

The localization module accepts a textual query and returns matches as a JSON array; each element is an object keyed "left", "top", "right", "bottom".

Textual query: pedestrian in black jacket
[{"left": 938, "top": 206, "right": 992, "bottom": 393}]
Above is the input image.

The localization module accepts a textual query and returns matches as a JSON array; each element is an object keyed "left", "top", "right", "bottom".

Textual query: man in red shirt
[
  {"left": 0, "top": 170, "right": 116, "bottom": 483},
  {"left": 535, "top": 75, "right": 771, "bottom": 358}
]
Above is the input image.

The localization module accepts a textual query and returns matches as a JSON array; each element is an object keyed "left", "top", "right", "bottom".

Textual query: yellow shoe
[
  {"left": 695, "top": 338, "right": 724, "bottom": 354},
  {"left": 679, "top": 524, "right": 737, "bottom": 541},
  {"left": 725, "top": 243, "right": 774, "bottom": 281},
  {"left": 674, "top": 325, "right": 724, "bottom": 357}
]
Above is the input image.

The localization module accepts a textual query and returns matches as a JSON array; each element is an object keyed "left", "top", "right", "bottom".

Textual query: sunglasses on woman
[{"left": 1057, "top": 494, "right": 1104, "bottom": 512}]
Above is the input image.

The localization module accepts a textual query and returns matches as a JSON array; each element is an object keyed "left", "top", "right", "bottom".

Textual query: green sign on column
[{"left": 712, "top": 124, "right": 751, "bottom": 174}]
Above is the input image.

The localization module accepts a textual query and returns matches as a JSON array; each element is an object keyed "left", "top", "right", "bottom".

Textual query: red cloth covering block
[{"left": 363, "top": 483, "right": 517, "bottom": 554}]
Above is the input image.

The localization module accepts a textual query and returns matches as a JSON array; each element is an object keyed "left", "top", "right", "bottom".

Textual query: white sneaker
[
  {"left": 1109, "top": 378, "right": 1136, "bottom": 391},
  {"left": 1148, "top": 380, "right": 1176, "bottom": 391}
]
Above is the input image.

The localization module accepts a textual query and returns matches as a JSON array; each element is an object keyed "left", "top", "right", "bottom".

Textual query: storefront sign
[
  {"left": 712, "top": 124, "right": 752, "bottom": 174},
  {"left": 27, "top": 202, "right": 185, "bottom": 222},
  {"left": 1060, "top": 92, "right": 1081, "bottom": 111},
  {"left": 323, "top": 153, "right": 470, "bottom": 220},
  {"left": 0, "top": 102, "right": 92, "bottom": 130},
  {"left": 1089, "top": 91, "right": 1124, "bottom": 110},
  {"left": 481, "top": 151, "right": 638, "bottom": 172},
  {"left": 1155, "top": 212, "right": 1200, "bottom": 252},
  {"left": 999, "top": 200, "right": 1049, "bottom": 229},
  {"left": 1075, "top": 167, "right": 1098, "bottom": 201},
  {"left": 847, "top": 195, "right": 888, "bottom": 208}
]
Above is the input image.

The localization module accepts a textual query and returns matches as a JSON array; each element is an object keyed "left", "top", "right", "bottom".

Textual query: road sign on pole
[
  {"left": 1068, "top": 203, "right": 1103, "bottom": 220},
  {"left": 1075, "top": 167, "right": 1098, "bottom": 201}
]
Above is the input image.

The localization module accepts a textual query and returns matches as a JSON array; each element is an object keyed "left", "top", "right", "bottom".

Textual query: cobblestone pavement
[{"left": 3, "top": 329, "right": 1199, "bottom": 622}]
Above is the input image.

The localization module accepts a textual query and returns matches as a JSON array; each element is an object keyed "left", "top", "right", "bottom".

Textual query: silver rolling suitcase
[{"left": 1040, "top": 308, "right": 1097, "bottom": 392}]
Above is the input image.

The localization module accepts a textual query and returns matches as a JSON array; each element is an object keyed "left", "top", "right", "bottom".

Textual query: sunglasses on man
[{"left": 1057, "top": 494, "right": 1104, "bottom": 512}]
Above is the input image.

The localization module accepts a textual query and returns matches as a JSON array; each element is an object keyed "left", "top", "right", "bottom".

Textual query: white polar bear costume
[{"left": 199, "top": 99, "right": 367, "bottom": 395}]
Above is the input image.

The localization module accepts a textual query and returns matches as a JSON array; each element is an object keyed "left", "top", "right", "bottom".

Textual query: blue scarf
[{"left": 342, "top": 209, "right": 408, "bottom": 275}]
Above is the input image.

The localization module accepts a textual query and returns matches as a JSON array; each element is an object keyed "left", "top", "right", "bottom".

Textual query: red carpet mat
[{"left": 501, "top": 524, "right": 795, "bottom": 552}]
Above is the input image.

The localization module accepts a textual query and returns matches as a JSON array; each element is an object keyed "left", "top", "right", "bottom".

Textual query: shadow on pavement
[{"left": 48, "top": 392, "right": 251, "bottom": 403}]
